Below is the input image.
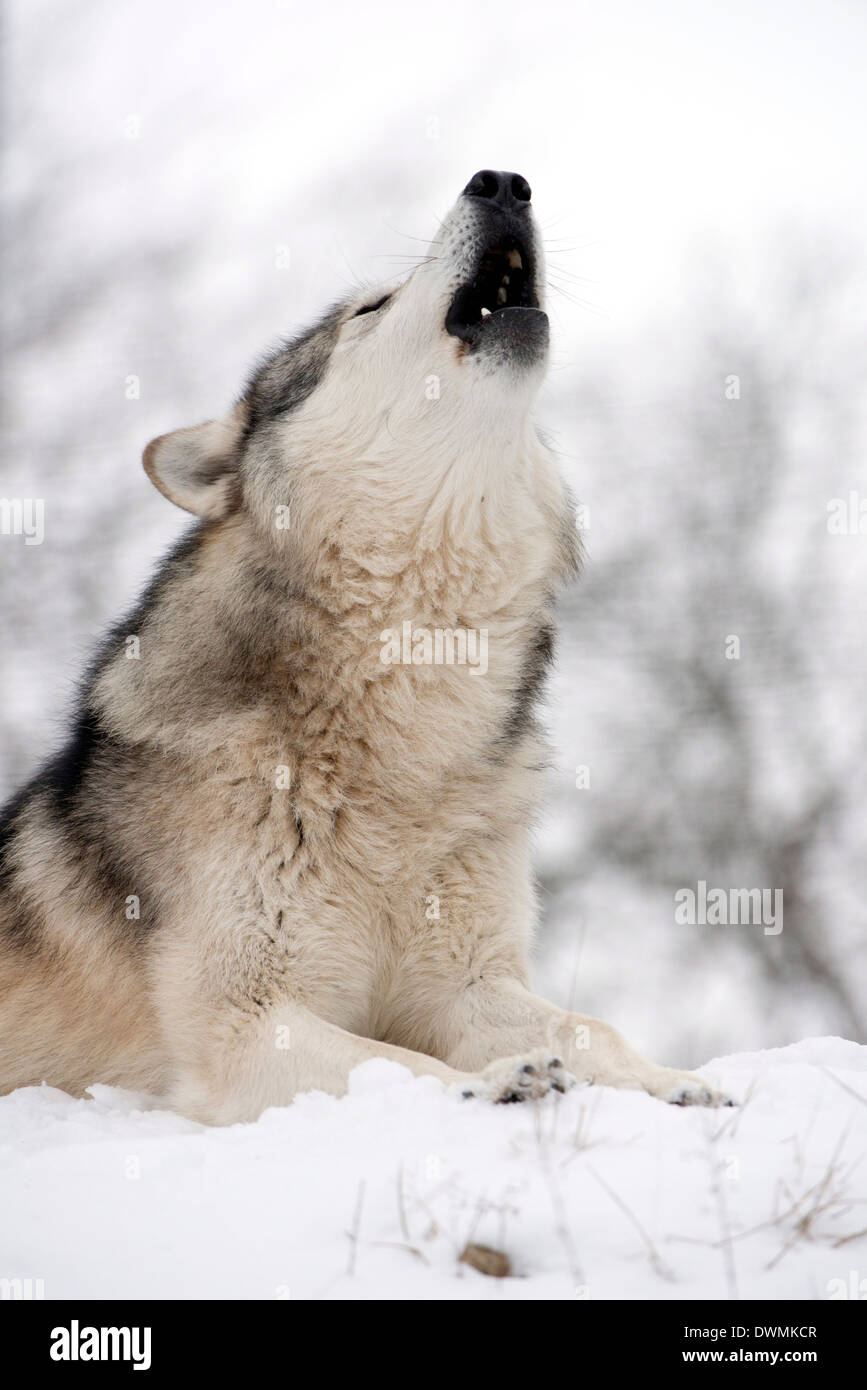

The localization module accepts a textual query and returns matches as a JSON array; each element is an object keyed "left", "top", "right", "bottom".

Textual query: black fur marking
[
  {"left": 0, "top": 711, "right": 110, "bottom": 869},
  {"left": 86, "top": 522, "right": 205, "bottom": 682},
  {"left": 0, "top": 713, "right": 155, "bottom": 950},
  {"left": 242, "top": 303, "right": 345, "bottom": 433},
  {"left": 0, "top": 525, "right": 208, "bottom": 947},
  {"left": 0, "top": 783, "right": 43, "bottom": 953},
  {"left": 39, "top": 708, "right": 103, "bottom": 813},
  {"left": 497, "top": 620, "right": 556, "bottom": 751},
  {"left": 0, "top": 862, "right": 44, "bottom": 955},
  {"left": 1, "top": 523, "right": 203, "bottom": 833},
  {"left": 0, "top": 784, "right": 35, "bottom": 863}
]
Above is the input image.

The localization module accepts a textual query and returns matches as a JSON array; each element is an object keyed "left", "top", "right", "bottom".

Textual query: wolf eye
[{"left": 352, "top": 295, "right": 391, "bottom": 318}]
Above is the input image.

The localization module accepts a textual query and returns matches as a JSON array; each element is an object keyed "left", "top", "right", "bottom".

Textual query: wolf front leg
[
  {"left": 156, "top": 906, "right": 583, "bottom": 1122},
  {"left": 166, "top": 998, "right": 471, "bottom": 1124},
  {"left": 166, "top": 995, "right": 582, "bottom": 1124},
  {"left": 439, "top": 977, "right": 732, "bottom": 1107},
  {"left": 385, "top": 828, "right": 733, "bottom": 1108}
]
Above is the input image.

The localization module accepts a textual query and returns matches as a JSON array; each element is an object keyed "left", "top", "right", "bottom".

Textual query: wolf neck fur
[{"left": 249, "top": 421, "right": 560, "bottom": 607}]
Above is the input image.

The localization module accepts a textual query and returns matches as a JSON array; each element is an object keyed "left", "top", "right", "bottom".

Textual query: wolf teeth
[
  {"left": 508, "top": 249, "right": 522, "bottom": 269},
  {"left": 480, "top": 306, "right": 492, "bottom": 317},
  {"left": 497, "top": 286, "right": 507, "bottom": 305}
]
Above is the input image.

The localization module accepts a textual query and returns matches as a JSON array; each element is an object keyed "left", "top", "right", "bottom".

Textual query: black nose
[{"left": 463, "top": 169, "right": 532, "bottom": 210}]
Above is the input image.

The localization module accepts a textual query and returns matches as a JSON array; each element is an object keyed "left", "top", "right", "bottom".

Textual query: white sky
[{"left": 9, "top": 0, "right": 867, "bottom": 353}]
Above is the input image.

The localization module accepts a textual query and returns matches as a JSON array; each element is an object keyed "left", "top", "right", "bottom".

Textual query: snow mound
[{"left": 1, "top": 1038, "right": 865, "bottom": 1300}]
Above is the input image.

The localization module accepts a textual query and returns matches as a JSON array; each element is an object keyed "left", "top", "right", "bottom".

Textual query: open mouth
[{"left": 445, "top": 237, "right": 540, "bottom": 346}]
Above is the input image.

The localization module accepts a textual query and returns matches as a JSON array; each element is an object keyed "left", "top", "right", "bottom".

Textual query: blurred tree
[{"left": 543, "top": 246, "right": 867, "bottom": 1042}]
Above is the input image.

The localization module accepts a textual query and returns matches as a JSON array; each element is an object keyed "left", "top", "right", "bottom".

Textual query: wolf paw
[
  {"left": 456, "top": 1051, "right": 578, "bottom": 1104},
  {"left": 663, "top": 1076, "right": 735, "bottom": 1108}
]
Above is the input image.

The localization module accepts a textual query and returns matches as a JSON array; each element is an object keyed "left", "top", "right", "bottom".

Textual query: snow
[{"left": 1, "top": 1037, "right": 865, "bottom": 1300}]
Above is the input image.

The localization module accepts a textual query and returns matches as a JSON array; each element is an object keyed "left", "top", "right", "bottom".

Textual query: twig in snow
[
  {"left": 586, "top": 1163, "right": 675, "bottom": 1282},
  {"left": 702, "top": 1116, "right": 739, "bottom": 1300},
  {"left": 820, "top": 1066, "right": 867, "bottom": 1110},
  {"left": 766, "top": 1131, "right": 861, "bottom": 1270},
  {"left": 346, "top": 1179, "right": 366, "bottom": 1277},
  {"left": 396, "top": 1161, "right": 411, "bottom": 1244},
  {"left": 535, "top": 1125, "right": 584, "bottom": 1287}
]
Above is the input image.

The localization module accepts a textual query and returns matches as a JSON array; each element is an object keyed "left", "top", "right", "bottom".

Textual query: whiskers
[
  {"left": 543, "top": 232, "right": 603, "bottom": 316},
  {"left": 545, "top": 273, "right": 603, "bottom": 316},
  {"left": 380, "top": 217, "right": 444, "bottom": 247},
  {"left": 371, "top": 218, "right": 444, "bottom": 278}
]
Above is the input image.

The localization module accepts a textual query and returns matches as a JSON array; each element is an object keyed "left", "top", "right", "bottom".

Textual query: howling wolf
[{"left": 0, "top": 170, "right": 730, "bottom": 1121}]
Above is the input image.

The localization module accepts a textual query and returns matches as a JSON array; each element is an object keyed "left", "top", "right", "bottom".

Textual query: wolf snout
[{"left": 462, "top": 169, "right": 532, "bottom": 211}]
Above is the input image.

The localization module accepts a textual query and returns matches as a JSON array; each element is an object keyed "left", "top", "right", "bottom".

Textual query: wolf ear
[{"left": 143, "top": 404, "right": 247, "bottom": 519}]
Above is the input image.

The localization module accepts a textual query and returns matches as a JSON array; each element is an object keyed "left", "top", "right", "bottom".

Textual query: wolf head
[{"left": 144, "top": 171, "right": 560, "bottom": 559}]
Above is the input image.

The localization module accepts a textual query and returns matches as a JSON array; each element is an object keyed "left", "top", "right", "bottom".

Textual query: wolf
[{"left": 0, "top": 170, "right": 730, "bottom": 1122}]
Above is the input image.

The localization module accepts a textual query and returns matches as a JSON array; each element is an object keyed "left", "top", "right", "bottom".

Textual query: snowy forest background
[{"left": 2, "top": 0, "right": 865, "bottom": 1068}]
